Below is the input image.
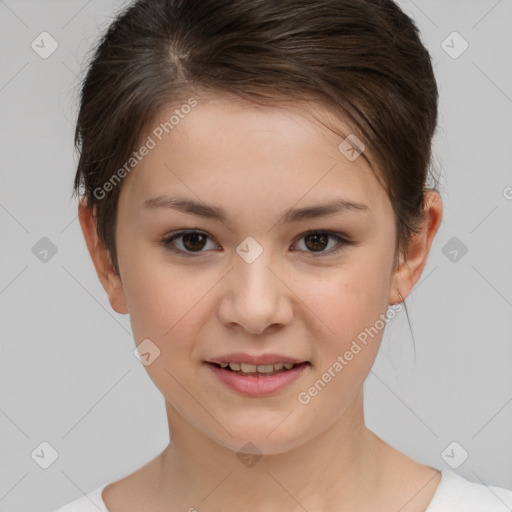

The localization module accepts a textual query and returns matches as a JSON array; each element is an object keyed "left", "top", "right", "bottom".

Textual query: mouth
[
  {"left": 204, "top": 356, "right": 311, "bottom": 396},
  {"left": 207, "top": 361, "right": 309, "bottom": 376}
]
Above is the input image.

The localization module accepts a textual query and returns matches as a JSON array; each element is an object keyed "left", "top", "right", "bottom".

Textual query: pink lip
[
  {"left": 207, "top": 352, "right": 306, "bottom": 365},
  {"left": 205, "top": 361, "right": 310, "bottom": 397}
]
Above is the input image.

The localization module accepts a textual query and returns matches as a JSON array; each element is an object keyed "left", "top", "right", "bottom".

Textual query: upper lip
[{"left": 207, "top": 353, "right": 308, "bottom": 366}]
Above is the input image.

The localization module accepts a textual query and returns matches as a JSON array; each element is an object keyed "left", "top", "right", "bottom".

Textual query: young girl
[{"left": 55, "top": 0, "right": 512, "bottom": 510}]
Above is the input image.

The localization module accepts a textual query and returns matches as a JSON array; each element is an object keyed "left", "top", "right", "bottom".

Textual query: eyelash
[{"left": 160, "top": 229, "right": 352, "bottom": 257}]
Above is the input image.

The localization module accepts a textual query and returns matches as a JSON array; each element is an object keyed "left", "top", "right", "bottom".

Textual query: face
[{"left": 100, "top": 92, "right": 402, "bottom": 454}]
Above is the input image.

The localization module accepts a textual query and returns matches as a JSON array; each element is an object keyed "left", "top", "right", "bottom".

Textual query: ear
[
  {"left": 389, "top": 190, "right": 443, "bottom": 305},
  {"left": 78, "top": 198, "right": 128, "bottom": 314}
]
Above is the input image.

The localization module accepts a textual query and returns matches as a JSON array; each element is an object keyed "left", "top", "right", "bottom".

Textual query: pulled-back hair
[{"left": 73, "top": 0, "right": 440, "bottom": 278}]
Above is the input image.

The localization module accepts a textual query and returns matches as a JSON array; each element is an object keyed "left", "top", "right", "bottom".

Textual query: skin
[{"left": 79, "top": 91, "right": 443, "bottom": 511}]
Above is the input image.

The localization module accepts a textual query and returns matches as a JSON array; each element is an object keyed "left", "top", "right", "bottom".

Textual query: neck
[{"left": 154, "top": 388, "right": 384, "bottom": 511}]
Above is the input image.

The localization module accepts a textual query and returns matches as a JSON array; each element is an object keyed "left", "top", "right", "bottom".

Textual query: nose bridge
[
  {"left": 220, "top": 236, "right": 292, "bottom": 334},
  {"left": 242, "top": 244, "right": 273, "bottom": 285},
  {"left": 235, "top": 236, "right": 278, "bottom": 303}
]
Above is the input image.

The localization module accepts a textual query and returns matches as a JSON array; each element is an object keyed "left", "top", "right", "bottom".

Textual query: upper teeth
[{"left": 219, "top": 362, "right": 295, "bottom": 373}]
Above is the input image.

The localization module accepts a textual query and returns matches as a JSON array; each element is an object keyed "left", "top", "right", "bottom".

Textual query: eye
[
  {"left": 161, "top": 229, "right": 351, "bottom": 257},
  {"left": 291, "top": 230, "right": 350, "bottom": 256},
  {"left": 161, "top": 230, "right": 219, "bottom": 255}
]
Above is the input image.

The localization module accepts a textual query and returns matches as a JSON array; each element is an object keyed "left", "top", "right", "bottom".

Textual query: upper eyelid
[
  {"left": 166, "top": 229, "right": 220, "bottom": 245},
  {"left": 164, "top": 228, "right": 346, "bottom": 241}
]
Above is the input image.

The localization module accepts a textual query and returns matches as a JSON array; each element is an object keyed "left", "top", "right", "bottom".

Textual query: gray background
[{"left": 0, "top": 0, "right": 511, "bottom": 510}]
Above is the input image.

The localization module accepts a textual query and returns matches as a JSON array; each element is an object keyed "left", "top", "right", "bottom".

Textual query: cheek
[
  {"left": 118, "top": 242, "right": 177, "bottom": 333},
  {"left": 120, "top": 245, "right": 217, "bottom": 352},
  {"left": 304, "top": 264, "right": 389, "bottom": 328},
  {"left": 294, "top": 273, "right": 388, "bottom": 414},
  {"left": 296, "top": 256, "right": 392, "bottom": 365}
]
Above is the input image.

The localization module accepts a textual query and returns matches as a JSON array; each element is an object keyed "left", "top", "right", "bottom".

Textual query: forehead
[{"left": 118, "top": 92, "right": 389, "bottom": 218}]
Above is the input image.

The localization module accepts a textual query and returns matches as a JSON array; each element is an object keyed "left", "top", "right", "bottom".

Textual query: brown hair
[{"left": 73, "top": 0, "right": 439, "bottom": 287}]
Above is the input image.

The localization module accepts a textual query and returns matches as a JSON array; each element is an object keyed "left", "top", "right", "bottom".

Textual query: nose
[{"left": 216, "top": 247, "right": 294, "bottom": 335}]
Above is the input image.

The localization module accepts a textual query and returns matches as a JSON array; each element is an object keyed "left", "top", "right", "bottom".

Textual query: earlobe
[
  {"left": 77, "top": 198, "right": 129, "bottom": 315},
  {"left": 389, "top": 191, "right": 443, "bottom": 305}
]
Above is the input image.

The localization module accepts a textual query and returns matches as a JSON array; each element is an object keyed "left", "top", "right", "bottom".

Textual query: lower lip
[{"left": 205, "top": 362, "right": 309, "bottom": 397}]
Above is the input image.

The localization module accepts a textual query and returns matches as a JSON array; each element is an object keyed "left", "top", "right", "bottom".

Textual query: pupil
[
  {"left": 184, "top": 233, "right": 206, "bottom": 251},
  {"left": 306, "top": 233, "right": 327, "bottom": 251}
]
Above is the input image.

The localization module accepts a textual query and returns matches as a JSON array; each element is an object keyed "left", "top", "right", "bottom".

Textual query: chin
[{"left": 207, "top": 418, "right": 313, "bottom": 456}]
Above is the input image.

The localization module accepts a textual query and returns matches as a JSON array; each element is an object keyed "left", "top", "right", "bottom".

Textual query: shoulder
[
  {"left": 427, "top": 470, "right": 512, "bottom": 512},
  {"left": 52, "top": 484, "right": 109, "bottom": 512}
]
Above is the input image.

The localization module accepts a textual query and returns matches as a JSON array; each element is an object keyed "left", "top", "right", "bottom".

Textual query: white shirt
[{"left": 53, "top": 469, "right": 512, "bottom": 512}]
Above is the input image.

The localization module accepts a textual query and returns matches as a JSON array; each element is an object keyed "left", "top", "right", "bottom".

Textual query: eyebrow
[{"left": 143, "top": 195, "right": 369, "bottom": 224}]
